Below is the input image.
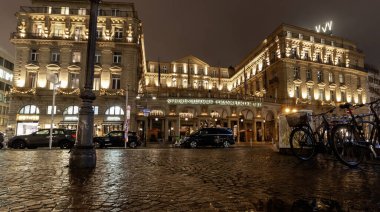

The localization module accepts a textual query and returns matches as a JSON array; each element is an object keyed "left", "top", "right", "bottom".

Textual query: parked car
[
  {"left": 180, "top": 127, "right": 235, "bottom": 148},
  {"left": 93, "top": 131, "right": 141, "bottom": 148},
  {"left": 8, "top": 129, "right": 76, "bottom": 149},
  {"left": 0, "top": 132, "right": 4, "bottom": 149}
]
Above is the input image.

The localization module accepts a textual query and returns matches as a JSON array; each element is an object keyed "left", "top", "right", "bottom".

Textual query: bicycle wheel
[
  {"left": 331, "top": 125, "right": 364, "bottom": 167},
  {"left": 289, "top": 127, "right": 316, "bottom": 160}
]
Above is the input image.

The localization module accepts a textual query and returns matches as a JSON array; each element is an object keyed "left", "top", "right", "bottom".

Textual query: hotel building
[
  {"left": 9, "top": 0, "right": 145, "bottom": 136},
  {"left": 8, "top": 0, "right": 369, "bottom": 143},
  {"left": 142, "top": 24, "right": 367, "bottom": 143}
]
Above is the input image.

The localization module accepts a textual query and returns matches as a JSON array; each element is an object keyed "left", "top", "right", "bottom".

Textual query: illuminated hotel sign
[
  {"left": 315, "top": 21, "right": 333, "bottom": 34},
  {"left": 17, "top": 115, "right": 39, "bottom": 121},
  {"left": 167, "top": 98, "right": 262, "bottom": 108}
]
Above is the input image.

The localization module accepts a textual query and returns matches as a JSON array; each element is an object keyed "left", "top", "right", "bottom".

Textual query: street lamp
[
  {"left": 47, "top": 73, "right": 61, "bottom": 149},
  {"left": 69, "top": 0, "right": 100, "bottom": 169},
  {"left": 124, "top": 85, "right": 130, "bottom": 149}
]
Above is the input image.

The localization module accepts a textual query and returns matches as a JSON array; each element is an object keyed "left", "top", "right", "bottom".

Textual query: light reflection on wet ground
[{"left": 0, "top": 146, "right": 379, "bottom": 211}]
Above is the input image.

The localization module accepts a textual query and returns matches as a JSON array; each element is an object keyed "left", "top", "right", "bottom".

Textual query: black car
[
  {"left": 93, "top": 131, "right": 141, "bottom": 148},
  {"left": 180, "top": 127, "right": 235, "bottom": 148},
  {"left": 8, "top": 129, "right": 76, "bottom": 149},
  {"left": 0, "top": 132, "right": 4, "bottom": 149}
]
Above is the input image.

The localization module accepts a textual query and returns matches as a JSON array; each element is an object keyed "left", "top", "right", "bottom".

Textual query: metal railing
[{"left": 19, "top": 6, "right": 137, "bottom": 18}]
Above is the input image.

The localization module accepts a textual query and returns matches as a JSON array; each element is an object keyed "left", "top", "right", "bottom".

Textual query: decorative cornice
[
  {"left": 49, "top": 15, "right": 66, "bottom": 22},
  {"left": 30, "top": 15, "right": 45, "bottom": 21},
  {"left": 70, "top": 17, "right": 87, "bottom": 22}
]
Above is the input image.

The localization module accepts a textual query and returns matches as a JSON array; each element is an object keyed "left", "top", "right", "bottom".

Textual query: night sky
[{"left": 1, "top": 0, "right": 379, "bottom": 68}]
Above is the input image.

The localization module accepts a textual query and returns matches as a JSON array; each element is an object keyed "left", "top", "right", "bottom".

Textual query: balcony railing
[
  {"left": 10, "top": 32, "right": 135, "bottom": 44},
  {"left": 19, "top": 6, "right": 138, "bottom": 18}
]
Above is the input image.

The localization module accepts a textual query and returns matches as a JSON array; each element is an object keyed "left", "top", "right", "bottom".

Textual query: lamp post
[
  {"left": 69, "top": 0, "right": 100, "bottom": 169},
  {"left": 47, "top": 77, "right": 60, "bottom": 149},
  {"left": 124, "top": 85, "right": 130, "bottom": 149}
]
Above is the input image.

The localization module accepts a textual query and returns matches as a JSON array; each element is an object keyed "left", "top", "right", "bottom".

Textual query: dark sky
[{"left": 1, "top": 0, "right": 379, "bottom": 68}]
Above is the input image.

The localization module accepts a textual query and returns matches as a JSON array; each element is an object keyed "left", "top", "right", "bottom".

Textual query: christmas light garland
[
  {"left": 56, "top": 88, "right": 80, "bottom": 95},
  {"left": 10, "top": 87, "right": 36, "bottom": 95},
  {"left": 100, "top": 88, "right": 125, "bottom": 96}
]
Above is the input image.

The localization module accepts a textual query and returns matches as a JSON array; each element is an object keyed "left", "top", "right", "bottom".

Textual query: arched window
[
  {"left": 64, "top": 106, "right": 79, "bottom": 115},
  {"left": 19, "top": 105, "right": 40, "bottom": 114},
  {"left": 105, "top": 106, "right": 124, "bottom": 115}
]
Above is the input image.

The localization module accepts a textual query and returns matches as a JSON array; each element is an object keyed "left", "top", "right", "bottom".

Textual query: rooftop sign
[{"left": 315, "top": 21, "right": 333, "bottom": 34}]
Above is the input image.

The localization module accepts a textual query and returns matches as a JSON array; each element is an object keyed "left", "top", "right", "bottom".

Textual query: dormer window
[
  {"left": 112, "top": 9, "right": 120, "bottom": 16},
  {"left": 78, "top": 8, "right": 86, "bottom": 15},
  {"left": 61, "top": 7, "right": 69, "bottom": 15}
]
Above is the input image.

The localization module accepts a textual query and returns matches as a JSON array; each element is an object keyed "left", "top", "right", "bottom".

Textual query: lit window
[
  {"left": 64, "top": 106, "right": 79, "bottom": 115},
  {"left": 72, "top": 52, "right": 81, "bottom": 63},
  {"left": 294, "top": 85, "right": 300, "bottom": 98},
  {"left": 93, "top": 106, "right": 99, "bottom": 115},
  {"left": 93, "top": 75, "right": 100, "bottom": 90},
  {"left": 53, "top": 25, "right": 64, "bottom": 37},
  {"left": 28, "top": 72, "right": 37, "bottom": 88},
  {"left": 47, "top": 106, "right": 57, "bottom": 115},
  {"left": 106, "top": 106, "right": 124, "bottom": 115},
  {"left": 78, "top": 8, "right": 86, "bottom": 15},
  {"left": 69, "top": 73, "right": 79, "bottom": 88},
  {"left": 95, "top": 52, "right": 101, "bottom": 64},
  {"left": 46, "top": 6, "right": 52, "bottom": 14},
  {"left": 34, "top": 24, "right": 44, "bottom": 36},
  {"left": 328, "top": 72, "right": 334, "bottom": 83},
  {"left": 19, "top": 105, "right": 40, "bottom": 114},
  {"left": 319, "top": 89, "right": 324, "bottom": 101},
  {"left": 339, "top": 73, "right": 344, "bottom": 84},
  {"left": 61, "top": 7, "right": 69, "bottom": 15},
  {"left": 74, "top": 27, "right": 82, "bottom": 41},
  {"left": 307, "top": 87, "right": 312, "bottom": 100}
]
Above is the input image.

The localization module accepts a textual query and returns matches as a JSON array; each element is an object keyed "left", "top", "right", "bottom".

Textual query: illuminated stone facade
[
  {"left": 142, "top": 24, "right": 368, "bottom": 144},
  {"left": 142, "top": 55, "right": 279, "bottom": 143},
  {"left": 231, "top": 24, "right": 367, "bottom": 113},
  {"left": 0, "top": 49, "right": 14, "bottom": 133},
  {"left": 9, "top": 0, "right": 145, "bottom": 136}
]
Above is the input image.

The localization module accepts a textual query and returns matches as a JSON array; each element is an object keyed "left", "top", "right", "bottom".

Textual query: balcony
[
  {"left": 11, "top": 32, "right": 135, "bottom": 44},
  {"left": 19, "top": 6, "right": 137, "bottom": 18}
]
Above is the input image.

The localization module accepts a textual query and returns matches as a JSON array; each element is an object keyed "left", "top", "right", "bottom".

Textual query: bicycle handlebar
[{"left": 310, "top": 107, "right": 336, "bottom": 117}]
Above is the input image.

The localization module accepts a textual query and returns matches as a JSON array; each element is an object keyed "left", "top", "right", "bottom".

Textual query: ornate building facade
[
  {"left": 141, "top": 24, "right": 368, "bottom": 144},
  {"left": 0, "top": 49, "right": 14, "bottom": 133},
  {"left": 9, "top": 0, "right": 145, "bottom": 136},
  {"left": 8, "top": 0, "right": 369, "bottom": 144}
]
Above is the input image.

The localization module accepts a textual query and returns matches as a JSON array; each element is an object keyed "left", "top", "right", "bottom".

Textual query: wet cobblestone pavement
[{"left": 0, "top": 145, "right": 379, "bottom": 211}]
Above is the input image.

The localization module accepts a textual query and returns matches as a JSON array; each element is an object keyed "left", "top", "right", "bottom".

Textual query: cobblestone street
[{"left": 0, "top": 145, "right": 379, "bottom": 211}]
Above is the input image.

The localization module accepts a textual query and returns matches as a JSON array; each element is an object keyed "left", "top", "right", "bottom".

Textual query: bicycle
[
  {"left": 287, "top": 107, "right": 336, "bottom": 161},
  {"left": 331, "top": 99, "right": 380, "bottom": 167}
]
